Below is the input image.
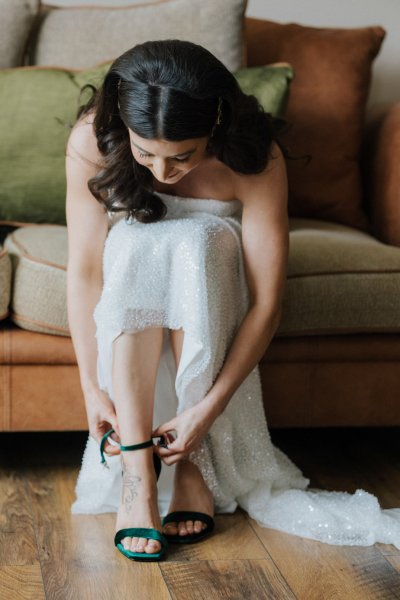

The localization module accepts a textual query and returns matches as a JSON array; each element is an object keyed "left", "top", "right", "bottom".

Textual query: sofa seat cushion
[
  {"left": 278, "top": 219, "right": 400, "bottom": 336},
  {"left": 4, "top": 225, "right": 68, "bottom": 335},
  {"left": 3, "top": 220, "right": 400, "bottom": 338},
  {"left": 0, "top": 245, "right": 12, "bottom": 321}
]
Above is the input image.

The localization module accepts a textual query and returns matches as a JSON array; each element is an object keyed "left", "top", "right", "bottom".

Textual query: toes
[
  {"left": 194, "top": 520, "right": 206, "bottom": 533},
  {"left": 185, "top": 519, "right": 194, "bottom": 534},
  {"left": 178, "top": 520, "right": 188, "bottom": 536},
  {"left": 134, "top": 536, "right": 148, "bottom": 552},
  {"left": 122, "top": 536, "right": 137, "bottom": 551},
  {"left": 121, "top": 535, "right": 161, "bottom": 554},
  {"left": 145, "top": 539, "right": 161, "bottom": 553},
  {"left": 163, "top": 522, "right": 178, "bottom": 534},
  {"left": 164, "top": 519, "right": 207, "bottom": 536}
]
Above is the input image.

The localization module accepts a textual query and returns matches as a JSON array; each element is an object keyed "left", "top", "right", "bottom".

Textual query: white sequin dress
[{"left": 71, "top": 192, "right": 400, "bottom": 549}]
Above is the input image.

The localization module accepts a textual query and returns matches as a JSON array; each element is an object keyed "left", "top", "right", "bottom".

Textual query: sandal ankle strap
[
  {"left": 99, "top": 428, "right": 166, "bottom": 467},
  {"left": 120, "top": 439, "right": 154, "bottom": 451}
]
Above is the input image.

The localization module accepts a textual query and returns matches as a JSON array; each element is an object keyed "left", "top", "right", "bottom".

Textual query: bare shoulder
[
  {"left": 66, "top": 110, "right": 110, "bottom": 269},
  {"left": 232, "top": 141, "right": 288, "bottom": 208},
  {"left": 66, "top": 110, "right": 104, "bottom": 172}
]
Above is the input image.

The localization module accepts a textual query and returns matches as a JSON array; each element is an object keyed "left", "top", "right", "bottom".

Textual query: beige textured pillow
[
  {"left": 32, "top": 0, "right": 247, "bottom": 71},
  {"left": 0, "top": 245, "right": 11, "bottom": 320},
  {"left": 0, "top": 0, "right": 39, "bottom": 67},
  {"left": 4, "top": 225, "right": 69, "bottom": 336}
]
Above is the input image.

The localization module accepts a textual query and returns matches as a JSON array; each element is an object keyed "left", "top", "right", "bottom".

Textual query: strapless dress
[{"left": 71, "top": 192, "right": 400, "bottom": 550}]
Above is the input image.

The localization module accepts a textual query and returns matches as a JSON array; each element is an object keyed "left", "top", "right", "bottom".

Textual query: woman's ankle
[{"left": 121, "top": 447, "right": 156, "bottom": 467}]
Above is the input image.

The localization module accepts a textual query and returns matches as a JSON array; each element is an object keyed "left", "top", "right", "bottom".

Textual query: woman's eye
[{"left": 137, "top": 151, "right": 189, "bottom": 162}]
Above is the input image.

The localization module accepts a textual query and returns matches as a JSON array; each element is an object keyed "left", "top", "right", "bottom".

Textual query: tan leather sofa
[{"left": 1, "top": 7, "right": 399, "bottom": 431}]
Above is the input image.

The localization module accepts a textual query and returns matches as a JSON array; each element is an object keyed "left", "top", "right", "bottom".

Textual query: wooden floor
[{"left": 1, "top": 427, "right": 400, "bottom": 600}]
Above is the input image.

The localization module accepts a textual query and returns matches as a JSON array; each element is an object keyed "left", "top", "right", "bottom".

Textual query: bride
[{"left": 66, "top": 39, "right": 400, "bottom": 563}]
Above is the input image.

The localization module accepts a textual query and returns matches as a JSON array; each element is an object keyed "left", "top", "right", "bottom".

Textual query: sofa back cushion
[
  {"left": 0, "top": 0, "right": 39, "bottom": 67},
  {"left": 245, "top": 18, "right": 386, "bottom": 231},
  {"left": 31, "top": 0, "right": 246, "bottom": 72},
  {"left": 0, "top": 62, "right": 293, "bottom": 225}
]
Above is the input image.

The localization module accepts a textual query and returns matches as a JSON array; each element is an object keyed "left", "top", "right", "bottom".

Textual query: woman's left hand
[{"left": 152, "top": 400, "right": 218, "bottom": 465}]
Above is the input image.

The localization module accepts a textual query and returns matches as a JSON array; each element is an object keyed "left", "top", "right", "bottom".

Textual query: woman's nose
[{"left": 153, "top": 157, "right": 170, "bottom": 181}]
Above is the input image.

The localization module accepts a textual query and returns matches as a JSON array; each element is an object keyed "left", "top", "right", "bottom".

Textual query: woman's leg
[
  {"left": 164, "top": 328, "right": 214, "bottom": 537},
  {"left": 112, "top": 327, "right": 163, "bottom": 554}
]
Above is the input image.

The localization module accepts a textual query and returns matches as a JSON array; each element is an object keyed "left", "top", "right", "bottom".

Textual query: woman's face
[{"left": 128, "top": 129, "right": 210, "bottom": 185}]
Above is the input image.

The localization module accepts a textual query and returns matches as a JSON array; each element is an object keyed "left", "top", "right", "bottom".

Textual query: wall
[{"left": 48, "top": 0, "right": 399, "bottom": 110}]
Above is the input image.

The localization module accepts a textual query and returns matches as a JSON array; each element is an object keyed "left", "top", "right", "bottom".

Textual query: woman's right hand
[{"left": 84, "top": 386, "right": 121, "bottom": 458}]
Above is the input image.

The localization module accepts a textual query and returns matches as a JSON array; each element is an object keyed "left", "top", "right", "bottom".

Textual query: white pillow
[{"left": 33, "top": 0, "right": 247, "bottom": 71}]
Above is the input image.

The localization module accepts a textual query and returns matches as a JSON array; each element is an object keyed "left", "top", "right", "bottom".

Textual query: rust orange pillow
[{"left": 244, "top": 18, "right": 386, "bottom": 231}]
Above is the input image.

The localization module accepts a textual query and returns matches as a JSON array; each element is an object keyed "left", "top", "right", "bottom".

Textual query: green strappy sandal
[
  {"left": 162, "top": 511, "right": 215, "bottom": 544},
  {"left": 100, "top": 428, "right": 169, "bottom": 562}
]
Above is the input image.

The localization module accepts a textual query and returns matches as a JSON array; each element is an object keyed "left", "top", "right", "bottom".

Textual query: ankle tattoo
[{"left": 122, "top": 467, "right": 142, "bottom": 514}]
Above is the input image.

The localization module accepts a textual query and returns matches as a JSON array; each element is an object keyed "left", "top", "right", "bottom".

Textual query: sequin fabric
[{"left": 71, "top": 192, "right": 400, "bottom": 549}]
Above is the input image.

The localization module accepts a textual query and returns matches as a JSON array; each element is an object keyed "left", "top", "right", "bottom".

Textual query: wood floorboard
[
  {"left": 27, "top": 466, "right": 172, "bottom": 600},
  {"left": 385, "top": 556, "right": 400, "bottom": 574},
  {"left": 0, "top": 468, "right": 39, "bottom": 567},
  {"left": 160, "top": 559, "right": 297, "bottom": 599},
  {"left": 0, "top": 565, "right": 45, "bottom": 600},
  {"left": 248, "top": 522, "right": 400, "bottom": 600},
  {"left": 1, "top": 428, "right": 399, "bottom": 599},
  {"left": 163, "top": 510, "right": 269, "bottom": 562}
]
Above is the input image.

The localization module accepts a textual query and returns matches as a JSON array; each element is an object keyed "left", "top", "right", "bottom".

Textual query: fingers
[
  {"left": 93, "top": 425, "right": 121, "bottom": 458},
  {"left": 105, "top": 443, "right": 121, "bottom": 457},
  {"left": 159, "top": 451, "right": 189, "bottom": 466},
  {"left": 152, "top": 421, "right": 176, "bottom": 437},
  {"left": 105, "top": 434, "right": 121, "bottom": 456},
  {"left": 105, "top": 409, "right": 120, "bottom": 438},
  {"left": 158, "top": 436, "right": 184, "bottom": 455},
  {"left": 153, "top": 432, "right": 193, "bottom": 464},
  {"left": 109, "top": 418, "right": 121, "bottom": 438}
]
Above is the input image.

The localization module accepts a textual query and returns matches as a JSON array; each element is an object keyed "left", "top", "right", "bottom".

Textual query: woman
[{"left": 67, "top": 40, "right": 400, "bottom": 562}]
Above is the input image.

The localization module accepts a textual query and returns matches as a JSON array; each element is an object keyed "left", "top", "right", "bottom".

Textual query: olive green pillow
[
  {"left": 0, "top": 62, "right": 111, "bottom": 225},
  {"left": 234, "top": 63, "right": 293, "bottom": 118},
  {"left": 0, "top": 62, "right": 293, "bottom": 225}
]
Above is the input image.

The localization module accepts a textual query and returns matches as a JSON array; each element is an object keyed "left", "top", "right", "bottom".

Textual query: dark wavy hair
[{"left": 76, "top": 39, "right": 289, "bottom": 223}]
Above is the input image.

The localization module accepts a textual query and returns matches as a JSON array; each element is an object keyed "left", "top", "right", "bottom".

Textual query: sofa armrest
[{"left": 363, "top": 103, "right": 400, "bottom": 246}]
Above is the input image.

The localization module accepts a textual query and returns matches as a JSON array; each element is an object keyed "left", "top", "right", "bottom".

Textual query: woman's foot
[
  {"left": 115, "top": 448, "right": 163, "bottom": 554},
  {"left": 162, "top": 458, "right": 214, "bottom": 537}
]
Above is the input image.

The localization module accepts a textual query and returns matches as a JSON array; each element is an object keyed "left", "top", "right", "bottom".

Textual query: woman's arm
[
  {"left": 66, "top": 120, "right": 108, "bottom": 392},
  {"left": 203, "top": 141, "right": 289, "bottom": 419},
  {"left": 66, "top": 120, "right": 121, "bottom": 444}
]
